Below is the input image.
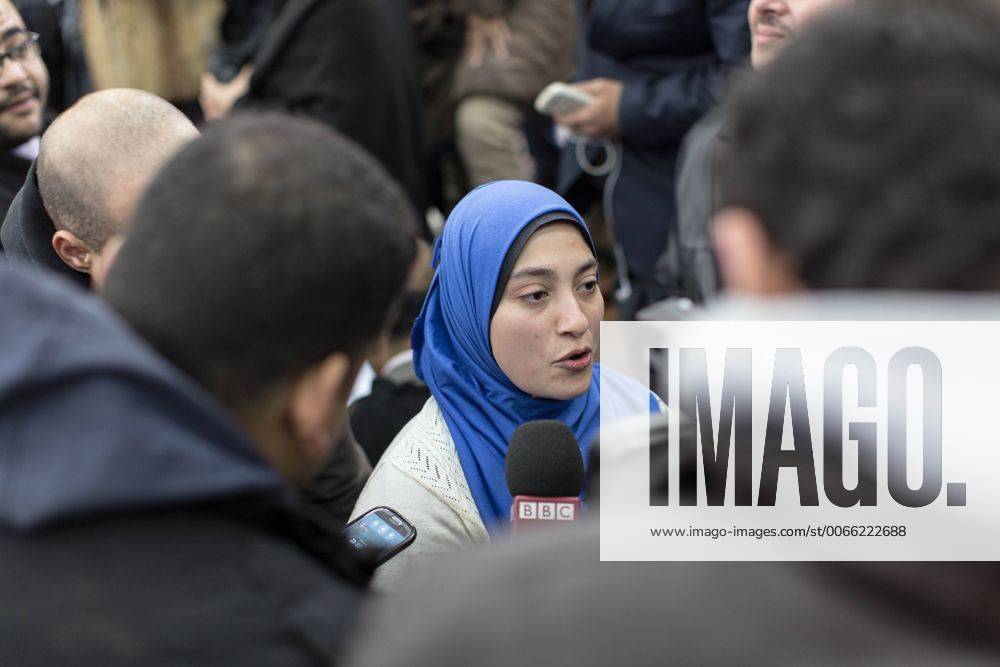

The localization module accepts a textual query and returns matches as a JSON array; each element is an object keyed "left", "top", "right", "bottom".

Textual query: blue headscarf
[{"left": 412, "top": 181, "right": 650, "bottom": 532}]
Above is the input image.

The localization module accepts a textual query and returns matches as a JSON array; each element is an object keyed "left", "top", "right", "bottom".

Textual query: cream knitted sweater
[{"left": 350, "top": 397, "right": 490, "bottom": 590}]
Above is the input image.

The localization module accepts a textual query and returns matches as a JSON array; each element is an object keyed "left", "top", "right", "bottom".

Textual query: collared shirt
[
  {"left": 381, "top": 349, "right": 414, "bottom": 380},
  {"left": 12, "top": 136, "right": 39, "bottom": 161}
]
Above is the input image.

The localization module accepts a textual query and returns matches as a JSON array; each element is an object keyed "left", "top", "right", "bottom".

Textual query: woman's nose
[{"left": 555, "top": 294, "right": 590, "bottom": 337}]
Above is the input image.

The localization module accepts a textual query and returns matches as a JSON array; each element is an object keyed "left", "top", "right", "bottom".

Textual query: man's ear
[
  {"left": 51, "top": 230, "right": 95, "bottom": 274},
  {"left": 288, "top": 352, "right": 354, "bottom": 463},
  {"left": 713, "top": 207, "right": 802, "bottom": 297}
]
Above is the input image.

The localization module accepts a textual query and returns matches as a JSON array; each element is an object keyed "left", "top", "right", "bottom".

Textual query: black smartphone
[{"left": 341, "top": 506, "right": 416, "bottom": 567}]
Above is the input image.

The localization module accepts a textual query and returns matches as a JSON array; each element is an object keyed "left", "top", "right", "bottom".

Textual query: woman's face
[{"left": 490, "top": 223, "right": 604, "bottom": 400}]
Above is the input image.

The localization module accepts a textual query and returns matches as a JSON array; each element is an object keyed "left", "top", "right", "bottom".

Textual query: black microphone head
[{"left": 505, "top": 420, "right": 584, "bottom": 497}]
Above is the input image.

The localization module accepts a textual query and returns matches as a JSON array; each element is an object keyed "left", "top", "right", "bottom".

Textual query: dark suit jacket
[{"left": 0, "top": 150, "right": 31, "bottom": 225}]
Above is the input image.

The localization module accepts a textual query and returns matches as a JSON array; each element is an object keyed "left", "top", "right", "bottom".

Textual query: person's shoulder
[
  {"left": 379, "top": 395, "right": 451, "bottom": 464},
  {"left": 352, "top": 377, "right": 429, "bottom": 418},
  {"left": 359, "top": 396, "right": 463, "bottom": 509},
  {"left": 238, "top": 520, "right": 366, "bottom": 657},
  {"left": 350, "top": 397, "right": 489, "bottom": 589},
  {"left": 351, "top": 396, "right": 447, "bottom": 517},
  {"left": 0, "top": 506, "right": 363, "bottom": 663},
  {"left": 349, "top": 377, "right": 430, "bottom": 463},
  {"left": 382, "top": 397, "right": 467, "bottom": 490},
  {"left": 353, "top": 397, "right": 486, "bottom": 537},
  {"left": 597, "top": 365, "right": 666, "bottom": 418},
  {"left": 679, "top": 106, "right": 727, "bottom": 166}
]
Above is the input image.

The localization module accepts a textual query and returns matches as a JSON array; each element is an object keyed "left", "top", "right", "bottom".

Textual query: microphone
[{"left": 505, "top": 420, "right": 585, "bottom": 532}]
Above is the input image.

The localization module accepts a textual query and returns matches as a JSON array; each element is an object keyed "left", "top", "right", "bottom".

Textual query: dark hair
[
  {"left": 104, "top": 113, "right": 417, "bottom": 409},
  {"left": 717, "top": 0, "right": 1000, "bottom": 291}
]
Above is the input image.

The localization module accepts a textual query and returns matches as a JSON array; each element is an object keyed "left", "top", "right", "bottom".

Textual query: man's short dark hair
[
  {"left": 718, "top": 0, "right": 1000, "bottom": 291},
  {"left": 103, "top": 113, "right": 417, "bottom": 410}
]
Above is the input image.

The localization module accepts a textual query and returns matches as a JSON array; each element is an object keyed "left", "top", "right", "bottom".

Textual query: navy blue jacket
[
  {"left": 0, "top": 161, "right": 90, "bottom": 287},
  {"left": 558, "top": 0, "right": 750, "bottom": 287},
  {"left": 0, "top": 266, "right": 368, "bottom": 664}
]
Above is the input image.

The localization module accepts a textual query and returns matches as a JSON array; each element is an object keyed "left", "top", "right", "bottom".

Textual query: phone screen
[{"left": 342, "top": 507, "right": 416, "bottom": 567}]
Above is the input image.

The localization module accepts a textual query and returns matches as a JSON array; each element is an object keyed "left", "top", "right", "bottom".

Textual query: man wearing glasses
[{"left": 0, "top": 1, "right": 46, "bottom": 220}]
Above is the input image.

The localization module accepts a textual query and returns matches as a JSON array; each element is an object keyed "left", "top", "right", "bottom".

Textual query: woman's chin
[{"left": 529, "top": 367, "right": 594, "bottom": 401}]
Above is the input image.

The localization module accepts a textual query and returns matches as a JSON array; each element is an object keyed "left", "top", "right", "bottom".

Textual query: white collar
[
  {"left": 11, "top": 136, "right": 39, "bottom": 161},
  {"left": 382, "top": 349, "right": 414, "bottom": 377}
]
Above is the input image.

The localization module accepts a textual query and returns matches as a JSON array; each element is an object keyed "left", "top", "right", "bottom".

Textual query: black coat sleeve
[
  {"left": 236, "top": 0, "right": 429, "bottom": 218},
  {"left": 618, "top": 0, "right": 750, "bottom": 147},
  {"left": 209, "top": 0, "right": 276, "bottom": 82},
  {"left": 239, "top": 0, "right": 385, "bottom": 141}
]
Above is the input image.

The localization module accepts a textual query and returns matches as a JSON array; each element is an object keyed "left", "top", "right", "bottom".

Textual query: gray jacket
[{"left": 658, "top": 107, "right": 727, "bottom": 303}]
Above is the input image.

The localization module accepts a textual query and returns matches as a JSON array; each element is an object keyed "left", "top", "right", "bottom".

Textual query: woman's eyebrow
[
  {"left": 510, "top": 259, "right": 598, "bottom": 282},
  {"left": 509, "top": 266, "right": 554, "bottom": 281}
]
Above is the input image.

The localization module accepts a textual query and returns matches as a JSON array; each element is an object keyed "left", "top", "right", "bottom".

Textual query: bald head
[{"left": 38, "top": 89, "right": 198, "bottom": 252}]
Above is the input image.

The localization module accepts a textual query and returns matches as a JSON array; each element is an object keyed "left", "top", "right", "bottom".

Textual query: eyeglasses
[{"left": 0, "top": 32, "right": 40, "bottom": 70}]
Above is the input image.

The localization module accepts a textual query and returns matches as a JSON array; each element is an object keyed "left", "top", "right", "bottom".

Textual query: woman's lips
[{"left": 555, "top": 349, "right": 593, "bottom": 371}]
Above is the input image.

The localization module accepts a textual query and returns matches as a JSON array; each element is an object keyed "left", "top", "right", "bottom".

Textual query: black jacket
[
  {"left": 0, "top": 149, "right": 31, "bottom": 224},
  {"left": 0, "top": 266, "right": 369, "bottom": 665},
  {"left": 0, "top": 161, "right": 89, "bottom": 286},
  {"left": 236, "top": 0, "right": 428, "bottom": 218},
  {"left": 208, "top": 0, "right": 278, "bottom": 82}
]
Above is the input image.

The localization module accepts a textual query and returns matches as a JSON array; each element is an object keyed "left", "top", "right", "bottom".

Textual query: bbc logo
[{"left": 518, "top": 502, "right": 575, "bottom": 521}]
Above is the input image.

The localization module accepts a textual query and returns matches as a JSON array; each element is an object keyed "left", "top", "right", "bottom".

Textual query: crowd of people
[{"left": 0, "top": 0, "right": 999, "bottom": 663}]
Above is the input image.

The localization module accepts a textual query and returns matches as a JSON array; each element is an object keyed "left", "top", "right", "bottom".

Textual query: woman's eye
[
  {"left": 521, "top": 290, "right": 548, "bottom": 304},
  {"left": 579, "top": 279, "right": 598, "bottom": 293}
]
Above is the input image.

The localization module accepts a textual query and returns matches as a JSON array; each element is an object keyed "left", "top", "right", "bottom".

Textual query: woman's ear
[
  {"left": 288, "top": 352, "right": 355, "bottom": 464},
  {"left": 713, "top": 207, "right": 802, "bottom": 297}
]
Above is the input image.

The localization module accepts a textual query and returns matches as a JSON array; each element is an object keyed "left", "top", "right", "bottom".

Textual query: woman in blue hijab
[{"left": 350, "top": 180, "right": 651, "bottom": 588}]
